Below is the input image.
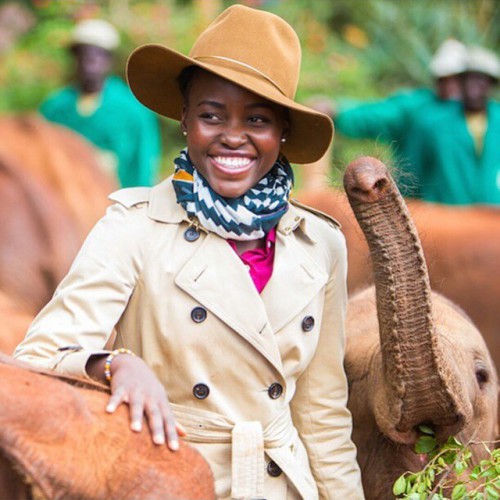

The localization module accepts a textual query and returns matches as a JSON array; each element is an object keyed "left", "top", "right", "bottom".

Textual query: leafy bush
[{"left": 393, "top": 426, "right": 500, "bottom": 500}]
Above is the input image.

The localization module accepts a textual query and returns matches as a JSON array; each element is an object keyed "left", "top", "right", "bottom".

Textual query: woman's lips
[{"left": 210, "top": 155, "right": 255, "bottom": 174}]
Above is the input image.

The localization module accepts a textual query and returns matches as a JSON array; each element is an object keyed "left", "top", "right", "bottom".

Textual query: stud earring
[
  {"left": 281, "top": 137, "right": 287, "bottom": 143},
  {"left": 182, "top": 130, "right": 187, "bottom": 137}
]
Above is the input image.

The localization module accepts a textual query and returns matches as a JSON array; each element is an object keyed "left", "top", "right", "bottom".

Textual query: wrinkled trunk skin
[{"left": 344, "top": 157, "right": 470, "bottom": 442}]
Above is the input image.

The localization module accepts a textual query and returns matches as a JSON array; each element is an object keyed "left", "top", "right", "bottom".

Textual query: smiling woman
[{"left": 14, "top": 4, "right": 364, "bottom": 499}]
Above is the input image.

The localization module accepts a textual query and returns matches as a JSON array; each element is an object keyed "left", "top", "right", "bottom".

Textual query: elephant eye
[{"left": 475, "top": 364, "right": 489, "bottom": 388}]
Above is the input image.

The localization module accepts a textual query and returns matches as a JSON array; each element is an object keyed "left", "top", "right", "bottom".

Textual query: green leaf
[
  {"left": 418, "top": 425, "right": 435, "bottom": 435},
  {"left": 451, "top": 483, "right": 467, "bottom": 500},
  {"left": 449, "top": 436, "right": 463, "bottom": 447},
  {"left": 454, "top": 460, "right": 466, "bottom": 476},
  {"left": 428, "top": 468, "right": 435, "bottom": 482},
  {"left": 485, "top": 484, "right": 500, "bottom": 499},
  {"left": 393, "top": 475, "right": 407, "bottom": 496},
  {"left": 415, "top": 435, "right": 438, "bottom": 454},
  {"left": 417, "top": 481, "right": 427, "bottom": 493}
]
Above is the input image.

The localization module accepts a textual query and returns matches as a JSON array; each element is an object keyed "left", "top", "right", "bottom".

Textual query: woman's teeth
[{"left": 214, "top": 156, "right": 252, "bottom": 169}]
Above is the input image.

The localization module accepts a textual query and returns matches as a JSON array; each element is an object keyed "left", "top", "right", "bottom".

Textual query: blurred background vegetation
[{"left": 1, "top": 0, "right": 499, "bottom": 186}]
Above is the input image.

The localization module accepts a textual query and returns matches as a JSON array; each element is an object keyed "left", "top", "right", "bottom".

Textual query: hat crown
[
  {"left": 71, "top": 19, "right": 120, "bottom": 51},
  {"left": 465, "top": 45, "right": 500, "bottom": 79},
  {"left": 189, "top": 5, "right": 301, "bottom": 99}
]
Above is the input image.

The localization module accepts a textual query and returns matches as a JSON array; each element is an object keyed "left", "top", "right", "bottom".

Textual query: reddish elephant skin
[
  {"left": 296, "top": 187, "right": 500, "bottom": 376},
  {"left": 0, "top": 354, "right": 215, "bottom": 499},
  {"left": 0, "top": 115, "right": 118, "bottom": 351},
  {"left": 0, "top": 114, "right": 117, "bottom": 237},
  {"left": 0, "top": 150, "right": 81, "bottom": 314}
]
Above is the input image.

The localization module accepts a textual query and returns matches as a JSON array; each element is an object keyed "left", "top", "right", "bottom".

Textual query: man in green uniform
[
  {"left": 40, "top": 19, "right": 161, "bottom": 188},
  {"left": 332, "top": 39, "right": 468, "bottom": 196},
  {"left": 405, "top": 46, "right": 500, "bottom": 205}
]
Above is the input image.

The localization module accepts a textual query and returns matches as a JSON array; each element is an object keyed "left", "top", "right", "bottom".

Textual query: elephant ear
[{"left": 0, "top": 355, "right": 215, "bottom": 500}]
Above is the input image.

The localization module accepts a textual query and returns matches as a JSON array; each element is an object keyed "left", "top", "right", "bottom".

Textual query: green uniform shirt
[
  {"left": 40, "top": 76, "right": 161, "bottom": 188},
  {"left": 335, "top": 88, "right": 437, "bottom": 195},
  {"left": 405, "top": 99, "right": 500, "bottom": 205}
]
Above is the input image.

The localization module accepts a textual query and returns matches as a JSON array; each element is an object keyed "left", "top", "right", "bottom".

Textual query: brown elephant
[
  {"left": 0, "top": 353, "right": 215, "bottom": 499},
  {"left": 341, "top": 157, "right": 498, "bottom": 499},
  {"left": 0, "top": 116, "right": 118, "bottom": 352},
  {"left": 0, "top": 149, "right": 81, "bottom": 315},
  {"left": 0, "top": 115, "right": 117, "bottom": 237},
  {"left": 296, "top": 187, "right": 500, "bottom": 376}
]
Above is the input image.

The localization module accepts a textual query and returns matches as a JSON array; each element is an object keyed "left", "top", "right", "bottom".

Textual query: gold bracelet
[{"left": 104, "top": 348, "right": 135, "bottom": 383}]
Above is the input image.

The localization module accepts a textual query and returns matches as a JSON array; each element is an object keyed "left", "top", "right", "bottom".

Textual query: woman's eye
[
  {"left": 199, "top": 112, "right": 220, "bottom": 121},
  {"left": 249, "top": 115, "right": 268, "bottom": 124}
]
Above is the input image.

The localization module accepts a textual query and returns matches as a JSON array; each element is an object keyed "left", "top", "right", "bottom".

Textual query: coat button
[
  {"left": 184, "top": 226, "right": 200, "bottom": 242},
  {"left": 191, "top": 306, "right": 207, "bottom": 323},
  {"left": 268, "top": 383, "right": 283, "bottom": 399},
  {"left": 267, "top": 460, "right": 282, "bottom": 477},
  {"left": 193, "top": 383, "right": 210, "bottom": 399},
  {"left": 302, "top": 315, "right": 315, "bottom": 332}
]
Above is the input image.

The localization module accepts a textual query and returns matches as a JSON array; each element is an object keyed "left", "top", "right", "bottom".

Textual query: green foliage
[{"left": 393, "top": 426, "right": 500, "bottom": 500}]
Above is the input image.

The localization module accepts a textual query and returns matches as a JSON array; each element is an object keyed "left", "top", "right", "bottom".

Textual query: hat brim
[{"left": 127, "top": 44, "right": 333, "bottom": 164}]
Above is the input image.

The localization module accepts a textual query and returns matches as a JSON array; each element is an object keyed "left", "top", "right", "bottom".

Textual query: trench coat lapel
[
  {"left": 175, "top": 232, "right": 284, "bottom": 374},
  {"left": 261, "top": 206, "right": 329, "bottom": 332}
]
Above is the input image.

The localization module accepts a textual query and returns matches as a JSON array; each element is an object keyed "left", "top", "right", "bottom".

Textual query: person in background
[
  {"left": 16, "top": 5, "right": 364, "bottom": 499},
  {"left": 404, "top": 45, "right": 500, "bottom": 205},
  {"left": 40, "top": 19, "right": 161, "bottom": 188},
  {"left": 304, "top": 39, "right": 467, "bottom": 195}
]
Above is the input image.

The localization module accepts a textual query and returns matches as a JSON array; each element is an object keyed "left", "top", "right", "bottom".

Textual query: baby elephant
[{"left": 343, "top": 157, "right": 498, "bottom": 499}]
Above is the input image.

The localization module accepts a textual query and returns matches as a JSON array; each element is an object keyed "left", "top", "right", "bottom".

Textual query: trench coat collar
[{"left": 147, "top": 176, "right": 317, "bottom": 241}]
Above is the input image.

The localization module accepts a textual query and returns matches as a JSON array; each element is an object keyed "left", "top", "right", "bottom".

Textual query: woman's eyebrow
[
  {"left": 195, "top": 100, "right": 275, "bottom": 110},
  {"left": 196, "top": 100, "right": 224, "bottom": 108}
]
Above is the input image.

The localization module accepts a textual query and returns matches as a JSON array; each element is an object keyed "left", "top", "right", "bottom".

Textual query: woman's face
[{"left": 181, "top": 71, "right": 289, "bottom": 198}]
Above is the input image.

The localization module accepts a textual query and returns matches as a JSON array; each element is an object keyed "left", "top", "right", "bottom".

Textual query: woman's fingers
[
  {"left": 129, "top": 392, "right": 146, "bottom": 432},
  {"left": 106, "top": 385, "right": 128, "bottom": 413},
  {"left": 145, "top": 402, "right": 166, "bottom": 446},
  {"left": 164, "top": 410, "right": 180, "bottom": 451}
]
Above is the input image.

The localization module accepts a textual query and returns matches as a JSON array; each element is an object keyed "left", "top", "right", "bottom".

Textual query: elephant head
[{"left": 343, "top": 157, "right": 498, "bottom": 499}]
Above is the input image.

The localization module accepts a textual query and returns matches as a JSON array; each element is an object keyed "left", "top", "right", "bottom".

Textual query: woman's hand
[{"left": 87, "top": 353, "right": 185, "bottom": 450}]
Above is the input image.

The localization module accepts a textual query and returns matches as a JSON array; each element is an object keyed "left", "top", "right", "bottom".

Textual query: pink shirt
[{"left": 227, "top": 228, "right": 277, "bottom": 293}]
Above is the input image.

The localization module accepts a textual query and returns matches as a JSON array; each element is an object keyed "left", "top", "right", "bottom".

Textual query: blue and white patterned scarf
[{"left": 172, "top": 149, "right": 294, "bottom": 241}]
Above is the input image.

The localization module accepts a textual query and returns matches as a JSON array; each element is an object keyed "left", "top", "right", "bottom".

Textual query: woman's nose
[{"left": 220, "top": 124, "right": 247, "bottom": 147}]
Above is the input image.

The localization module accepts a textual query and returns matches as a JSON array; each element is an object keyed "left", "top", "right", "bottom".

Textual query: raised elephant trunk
[{"left": 344, "top": 157, "right": 471, "bottom": 443}]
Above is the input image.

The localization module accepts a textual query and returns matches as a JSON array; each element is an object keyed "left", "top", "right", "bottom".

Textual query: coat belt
[{"left": 170, "top": 403, "right": 318, "bottom": 500}]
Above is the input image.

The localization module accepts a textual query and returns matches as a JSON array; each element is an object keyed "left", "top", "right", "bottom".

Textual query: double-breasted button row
[
  {"left": 267, "top": 460, "right": 282, "bottom": 477},
  {"left": 301, "top": 315, "right": 315, "bottom": 332},
  {"left": 193, "top": 383, "right": 210, "bottom": 399},
  {"left": 191, "top": 306, "right": 207, "bottom": 323},
  {"left": 268, "top": 382, "right": 283, "bottom": 399}
]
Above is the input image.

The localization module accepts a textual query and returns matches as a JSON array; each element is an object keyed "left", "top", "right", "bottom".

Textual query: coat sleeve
[
  {"left": 290, "top": 229, "right": 364, "bottom": 499},
  {"left": 13, "top": 202, "right": 146, "bottom": 377}
]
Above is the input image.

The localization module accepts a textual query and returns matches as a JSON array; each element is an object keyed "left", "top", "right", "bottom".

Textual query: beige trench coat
[{"left": 15, "top": 177, "right": 364, "bottom": 500}]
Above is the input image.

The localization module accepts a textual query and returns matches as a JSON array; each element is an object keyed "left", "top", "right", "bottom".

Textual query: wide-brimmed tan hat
[{"left": 127, "top": 4, "right": 333, "bottom": 164}]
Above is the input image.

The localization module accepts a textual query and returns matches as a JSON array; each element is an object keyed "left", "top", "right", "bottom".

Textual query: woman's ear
[
  {"left": 281, "top": 119, "right": 290, "bottom": 143},
  {"left": 180, "top": 105, "right": 188, "bottom": 134}
]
